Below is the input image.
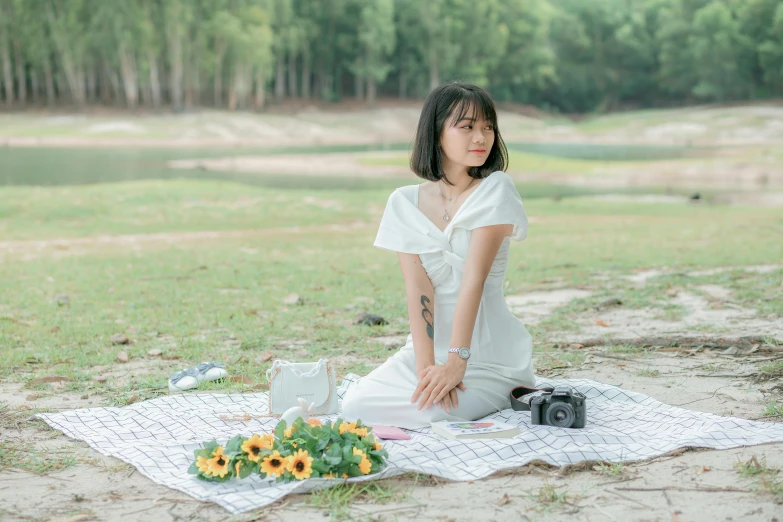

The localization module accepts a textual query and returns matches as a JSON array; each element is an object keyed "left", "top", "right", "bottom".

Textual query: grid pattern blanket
[{"left": 38, "top": 376, "right": 783, "bottom": 514}]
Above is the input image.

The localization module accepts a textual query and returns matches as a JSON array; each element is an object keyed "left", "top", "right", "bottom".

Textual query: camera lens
[{"left": 545, "top": 403, "right": 575, "bottom": 428}]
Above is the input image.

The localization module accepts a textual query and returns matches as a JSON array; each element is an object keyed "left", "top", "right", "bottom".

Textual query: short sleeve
[
  {"left": 451, "top": 171, "right": 528, "bottom": 241},
  {"left": 373, "top": 188, "right": 447, "bottom": 254}
]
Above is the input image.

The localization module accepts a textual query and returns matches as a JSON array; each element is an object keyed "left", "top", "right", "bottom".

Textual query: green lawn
[{"left": 1, "top": 179, "right": 781, "bottom": 406}]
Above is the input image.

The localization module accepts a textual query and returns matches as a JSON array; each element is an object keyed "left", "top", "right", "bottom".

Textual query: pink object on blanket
[{"left": 370, "top": 425, "right": 411, "bottom": 440}]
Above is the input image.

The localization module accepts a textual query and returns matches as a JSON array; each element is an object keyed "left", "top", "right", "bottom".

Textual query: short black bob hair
[{"left": 410, "top": 81, "right": 508, "bottom": 185}]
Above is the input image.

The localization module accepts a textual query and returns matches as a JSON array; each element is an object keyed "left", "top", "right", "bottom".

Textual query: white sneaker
[{"left": 168, "top": 361, "right": 228, "bottom": 392}]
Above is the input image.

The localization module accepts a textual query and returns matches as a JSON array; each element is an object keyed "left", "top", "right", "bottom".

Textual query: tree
[
  {"left": 759, "top": 3, "right": 783, "bottom": 95},
  {"left": 689, "top": 1, "right": 755, "bottom": 101},
  {"left": 354, "top": 0, "right": 396, "bottom": 105}
]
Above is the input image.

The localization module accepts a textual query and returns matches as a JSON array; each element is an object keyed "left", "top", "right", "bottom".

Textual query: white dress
[{"left": 341, "top": 170, "right": 535, "bottom": 429}]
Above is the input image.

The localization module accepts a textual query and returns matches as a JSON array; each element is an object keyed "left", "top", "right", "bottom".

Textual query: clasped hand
[{"left": 410, "top": 357, "right": 467, "bottom": 413}]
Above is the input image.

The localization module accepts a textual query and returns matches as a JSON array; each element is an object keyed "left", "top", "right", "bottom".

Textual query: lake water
[{"left": 0, "top": 142, "right": 700, "bottom": 192}]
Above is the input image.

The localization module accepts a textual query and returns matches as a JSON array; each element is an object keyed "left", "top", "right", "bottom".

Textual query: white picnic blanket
[{"left": 38, "top": 375, "right": 783, "bottom": 514}]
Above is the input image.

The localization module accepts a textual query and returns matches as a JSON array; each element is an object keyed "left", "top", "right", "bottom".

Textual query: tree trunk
[
  {"left": 167, "top": 18, "right": 183, "bottom": 111},
  {"left": 367, "top": 78, "right": 376, "bottom": 106},
  {"left": 287, "top": 51, "right": 297, "bottom": 99},
  {"left": 45, "top": 5, "right": 85, "bottom": 106},
  {"left": 314, "top": 57, "right": 324, "bottom": 100},
  {"left": 86, "top": 65, "right": 97, "bottom": 103},
  {"left": 103, "top": 60, "right": 121, "bottom": 106},
  {"left": 398, "top": 56, "right": 407, "bottom": 99},
  {"left": 227, "top": 62, "right": 237, "bottom": 111},
  {"left": 119, "top": 45, "right": 138, "bottom": 110},
  {"left": 1, "top": 21, "right": 13, "bottom": 107},
  {"left": 275, "top": 55, "right": 284, "bottom": 100},
  {"left": 254, "top": 70, "right": 265, "bottom": 110},
  {"left": 30, "top": 68, "right": 39, "bottom": 104},
  {"left": 184, "top": 37, "right": 195, "bottom": 108},
  {"left": 354, "top": 69, "right": 363, "bottom": 101},
  {"left": 13, "top": 39, "right": 25, "bottom": 105},
  {"left": 43, "top": 54, "right": 54, "bottom": 107},
  {"left": 213, "top": 41, "right": 225, "bottom": 108},
  {"left": 148, "top": 47, "right": 161, "bottom": 108},
  {"left": 429, "top": 49, "right": 439, "bottom": 91},
  {"left": 301, "top": 46, "right": 311, "bottom": 99},
  {"left": 99, "top": 61, "right": 112, "bottom": 103}
]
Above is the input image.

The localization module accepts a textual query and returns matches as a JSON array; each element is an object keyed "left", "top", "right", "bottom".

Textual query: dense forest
[{"left": 0, "top": 0, "right": 781, "bottom": 113}]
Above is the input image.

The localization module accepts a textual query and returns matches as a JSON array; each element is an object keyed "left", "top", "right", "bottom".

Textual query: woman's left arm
[{"left": 411, "top": 223, "right": 513, "bottom": 411}]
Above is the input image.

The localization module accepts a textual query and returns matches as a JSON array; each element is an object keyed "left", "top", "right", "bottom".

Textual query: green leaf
[
  {"left": 311, "top": 459, "right": 330, "bottom": 473},
  {"left": 203, "top": 440, "right": 219, "bottom": 454},
  {"left": 274, "top": 420, "right": 287, "bottom": 440},
  {"left": 238, "top": 461, "right": 253, "bottom": 479},
  {"left": 225, "top": 435, "right": 244, "bottom": 453},
  {"left": 187, "top": 462, "right": 200, "bottom": 474}
]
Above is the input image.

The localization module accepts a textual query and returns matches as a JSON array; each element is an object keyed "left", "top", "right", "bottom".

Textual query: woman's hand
[{"left": 411, "top": 357, "right": 468, "bottom": 412}]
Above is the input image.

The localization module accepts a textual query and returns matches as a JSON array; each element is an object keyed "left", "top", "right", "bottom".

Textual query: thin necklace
[{"left": 439, "top": 177, "right": 476, "bottom": 222}]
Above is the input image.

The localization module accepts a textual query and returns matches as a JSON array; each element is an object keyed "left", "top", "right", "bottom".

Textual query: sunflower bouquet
[{"left": 188, "top": 417, "right": 388, "bottom": 483}]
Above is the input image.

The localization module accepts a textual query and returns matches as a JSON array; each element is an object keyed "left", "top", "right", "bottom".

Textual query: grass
[
  {"left": 734, "top": 455, "right": 783, "bottom": 502},
  {"left": 1, "top": 179, "right": 781, "bottom": 393},
  {"left": 309, "top": 480, "right": 411, "bottom": 520},
  {"left": 528, "top": 482, "right": 576, "bottom": 513},
  {"left": 593, "top": 460, "right": 627, "bottom": 478},
  {"left": 762, "top": 401, "right": 783, "bottom": 418},
  {"left": 636, "top": 368, "right": 660, "bottom": 377}
]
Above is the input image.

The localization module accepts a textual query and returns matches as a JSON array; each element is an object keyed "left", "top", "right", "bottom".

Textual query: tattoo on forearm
[{"left": 420, "top": 295, "right": 434, "bottom": 340}]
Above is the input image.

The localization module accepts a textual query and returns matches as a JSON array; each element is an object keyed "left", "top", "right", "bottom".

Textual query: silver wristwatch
[{"left": 448, "top": 347, "right": 471, "bottom": 360}]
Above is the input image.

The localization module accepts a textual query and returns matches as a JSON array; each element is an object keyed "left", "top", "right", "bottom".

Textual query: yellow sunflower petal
[
  {"left": 196, "top": 455, "right": 212, "bottom": 475},
  {"left": 207, "top": 453, "right": 230, "bottom": 478},
  {"left": 260, "top": 450, "right": 288, "bottom": 477},
  {"left": 286, "top": 448, "right": 314, "bottom": 480},
  {"left": 352, "top": 447, "right": 372, "bottom": 475},
  {"left": 339, "top": 421, "right": 357, "bottom": 435},
  {"left": 306, "top": 418, "right": 322, "bottom": 427},
  {"left": 241, "top": 434, "right": 269, "bottom": 463}
]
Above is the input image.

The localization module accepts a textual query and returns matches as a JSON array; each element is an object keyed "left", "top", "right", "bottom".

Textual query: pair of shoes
[{"left": 168, "top": 361, "right": 228, "bottom": 392}]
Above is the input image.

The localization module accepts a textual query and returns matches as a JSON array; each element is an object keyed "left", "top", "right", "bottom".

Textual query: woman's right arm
[{"left": 397, "top": 252, "right": 436, "bottom": 374}]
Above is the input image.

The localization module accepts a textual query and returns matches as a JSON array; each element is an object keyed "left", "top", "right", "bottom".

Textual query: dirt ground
[{"left": 2, "top": 268, "right": 782, "bottom": 521}]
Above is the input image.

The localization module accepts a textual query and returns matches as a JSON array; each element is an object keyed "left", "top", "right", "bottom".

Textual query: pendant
[{"left": 443, "top": 211, "right": 450, "bottom": 222}]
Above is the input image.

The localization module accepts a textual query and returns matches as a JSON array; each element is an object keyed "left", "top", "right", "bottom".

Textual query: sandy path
[
  {"left": 0, "top": 222, "right": 372, "bottom": 259},
  {"left": 3, "top": 347, "right": 782, "bottom": 521}
]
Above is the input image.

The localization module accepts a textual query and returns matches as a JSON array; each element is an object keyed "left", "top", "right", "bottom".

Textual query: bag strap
[{"left": 510, "top": 385, "right": 554, "bottom": 411}]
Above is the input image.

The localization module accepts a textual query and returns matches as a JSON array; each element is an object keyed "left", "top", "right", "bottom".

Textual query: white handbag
[{"left": 265, "top": 359, "right": 338, "bottom": 416}]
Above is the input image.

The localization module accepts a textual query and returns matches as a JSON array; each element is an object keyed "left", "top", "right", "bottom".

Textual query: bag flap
[{"left": 277, "top": 363, "right": 333, "bottom": 409}]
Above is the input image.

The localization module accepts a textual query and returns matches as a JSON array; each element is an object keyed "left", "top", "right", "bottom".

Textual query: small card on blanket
[{"left": 431, "top": 420, "right": 520, "bottom": 440}]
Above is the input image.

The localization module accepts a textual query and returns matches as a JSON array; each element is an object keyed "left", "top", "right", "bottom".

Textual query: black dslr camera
[{"left": 529, "top": 385, "right": 587, "bottom": 429}]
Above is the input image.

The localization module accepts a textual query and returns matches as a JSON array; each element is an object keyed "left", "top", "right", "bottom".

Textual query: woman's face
[{"left": 439, "top": 105, "right": 495, "bottom": 173}]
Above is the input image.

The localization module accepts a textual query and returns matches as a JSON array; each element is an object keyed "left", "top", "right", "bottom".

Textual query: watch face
[{"left": 458, "top": 347, "right": 470, "bottom": 359}]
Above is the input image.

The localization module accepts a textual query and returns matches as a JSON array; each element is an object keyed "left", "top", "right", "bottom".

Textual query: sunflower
[
  {"left": 373, "top": 438, "right": 383, "bottom": 451},
  {"left": 241, "top": 434, "right": 274, "bottom": 463},
  {"left": 339, "top": 421, "right": 357, "bottom": 435},
  {"left": 286, "top": 448, "right": 314, "bottom": 480},
  {"left": 260, "top": 450, "right": 288, "bottom": 478},
  {"left": 354, "top": 427, "right": 369, "bottom": 437},
  {"left": 206, "top": 446, "right": 230, "bottom": 478},
  {"left": 196, "top": 455, "right": 211, "bottom": 474},
  {"left": 306, "top": 418, "right": 322, "bottom": 427},
  {"left": 284, "top": 426, "right": 294, "bottom": 438},
  {"left": 353, "top": 447, "right": 372, "bottom": 475}
]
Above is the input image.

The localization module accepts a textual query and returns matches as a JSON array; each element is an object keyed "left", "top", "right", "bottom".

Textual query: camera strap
[{"left": 509, "top": 385, "right": 555, "bottom": 412}]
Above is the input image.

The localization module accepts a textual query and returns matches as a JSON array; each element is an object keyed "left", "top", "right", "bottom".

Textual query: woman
[{"left": 341, "top": 81, "right": 535, "bottom": 429}]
